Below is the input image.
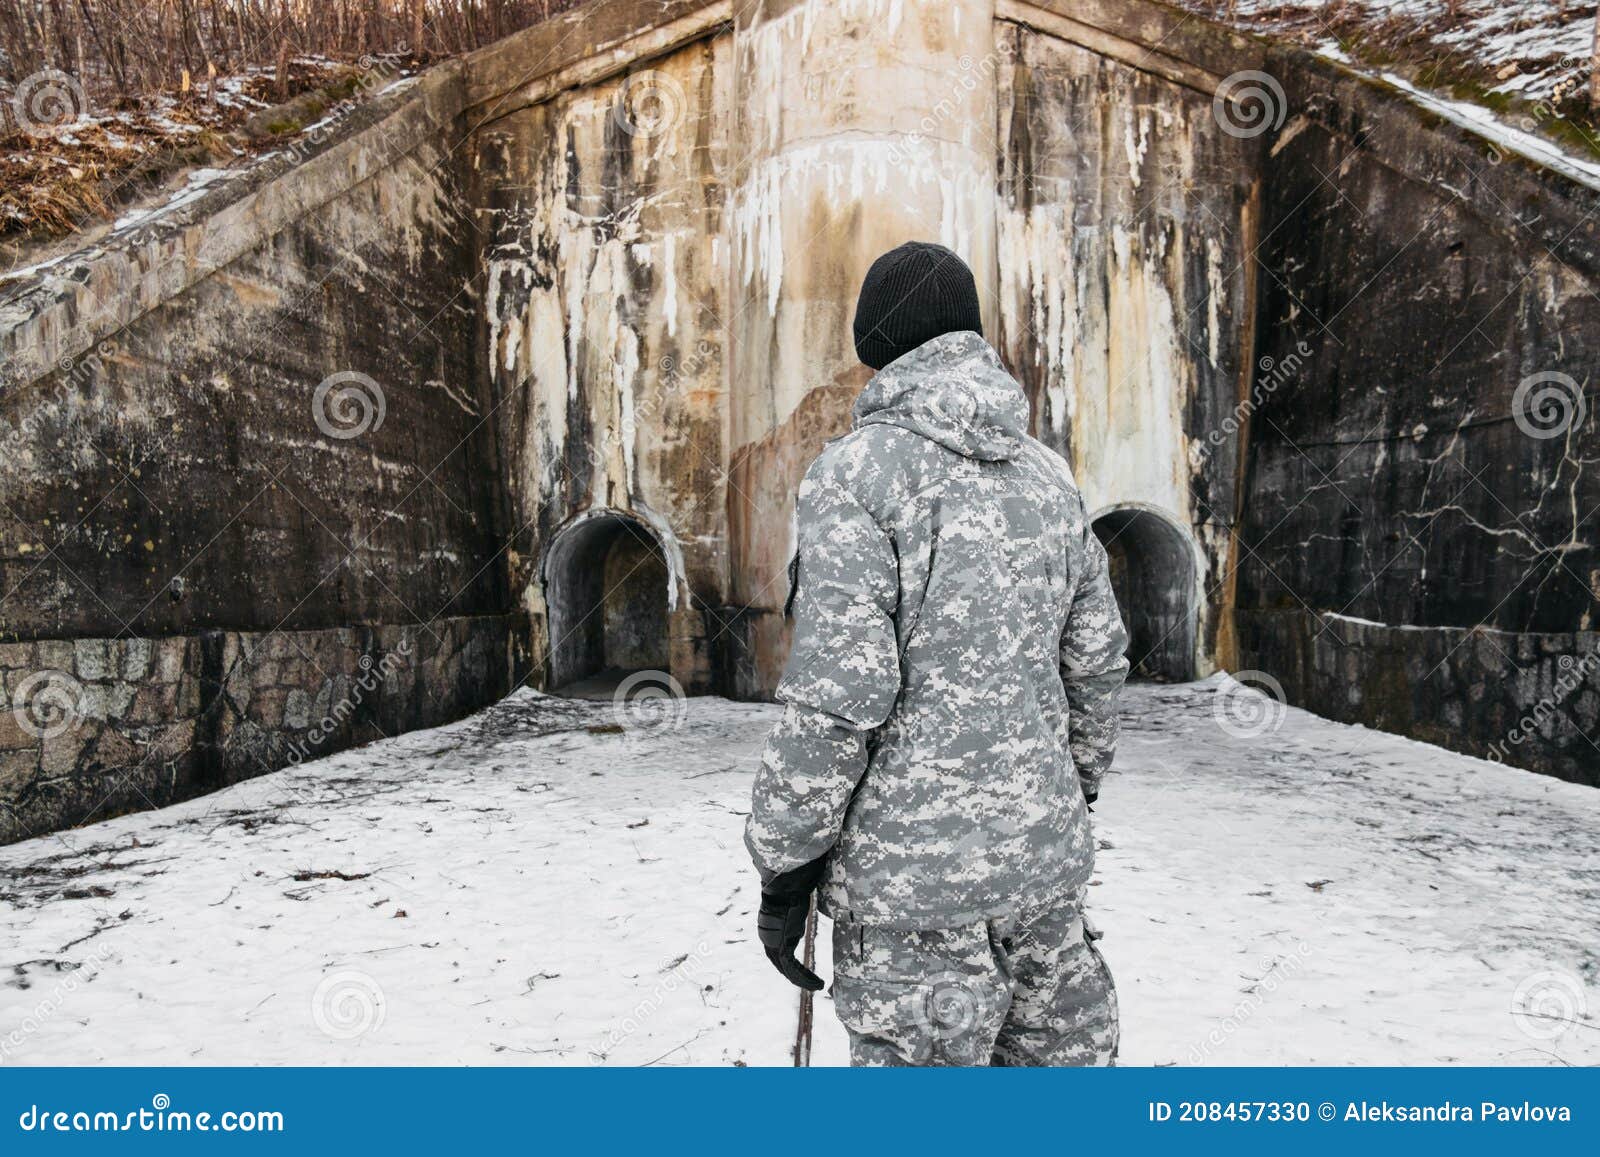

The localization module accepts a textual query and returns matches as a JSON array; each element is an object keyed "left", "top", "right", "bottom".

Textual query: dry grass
[
  {"left": 0, "top": 56, "right": 407, "bottom": 257},
  {"left": 0, "top": 0, "right": 586, "bottom": 255}
]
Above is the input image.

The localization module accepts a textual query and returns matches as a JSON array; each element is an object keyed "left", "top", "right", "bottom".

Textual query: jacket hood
[{"left": 851, "top": 330, "right": 1029, "bottom": 461}]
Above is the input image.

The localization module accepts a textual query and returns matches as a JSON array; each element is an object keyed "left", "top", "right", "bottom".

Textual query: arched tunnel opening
[
  {"left": 1091, "top": 507, "right": 1198, "bottom": 682},
  {"left": 544, "top": 512, "right": 671, "bottom": 697}
]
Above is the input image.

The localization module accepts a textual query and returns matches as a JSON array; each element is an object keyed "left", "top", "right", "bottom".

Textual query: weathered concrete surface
[
  {"left": 1, "top": 136, "right": 499, "bottom": 639},
  {"left": 4, "top": 0, "right": 1599, "bottom": 845},
  {"left": 0, "top": 1, "right": 739, "bottom": 842},
  {"left": 995, "top": 15, "right": 1261, "bottom": 678},
  {"left": 472, "top": 30, "right": 732, "bottom": 695},
  {"left": 1238, "top": 46, "right": 1600, "bottom": 785},
  {"left": 0, "top": 616, "right": 511, "bottom": 845},
  {"left": 0, "top": 64, "right": 471, "bottom": 392},
  {"left": 0, "top": 45, "right": 508, "bottom": 842},
  {"left": 723, "top": 0, "right": 1002, "bottom": 677}
]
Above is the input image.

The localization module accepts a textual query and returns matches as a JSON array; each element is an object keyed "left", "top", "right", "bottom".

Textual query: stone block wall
[{"left": 0, "top": 617, "right": 512, "bottom": 844}]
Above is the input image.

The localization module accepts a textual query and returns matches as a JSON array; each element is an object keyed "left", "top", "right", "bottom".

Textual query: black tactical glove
[
  {"left": 756, "top": 855, "right": 828, "bottom": 991},
  {"left": 1083, "top": 785, "right": 1099, "bottom": 809}
]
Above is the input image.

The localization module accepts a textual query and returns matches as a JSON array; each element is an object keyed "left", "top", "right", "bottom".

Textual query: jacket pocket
[{"left": 783, "top": 550, "right": 801, "bottom": 618}]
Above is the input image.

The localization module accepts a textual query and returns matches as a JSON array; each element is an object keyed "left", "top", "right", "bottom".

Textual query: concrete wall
[
  {"left": 995, "top": 15, "right": 1261, "bottom": 677},
  {"left": 1235, "top": 51, "right": 1600, "bottom": 786},
  {"left": 3, "top": 0, "right": 1596, "bottom": 844},
  {"left": 0, "top": 65, "right": 516, "bottom": 843},
  {"left": 472, "top": 30, "right": 732, "bottom": 695},
  {"left": 0, "top": 0, "right": 737, "bottom": 842},
  {"left": 721, "top": 0, "right": 1002, "bottom": 695}
]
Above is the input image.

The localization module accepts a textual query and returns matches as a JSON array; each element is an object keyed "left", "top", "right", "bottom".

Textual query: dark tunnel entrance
[
  {"left": 1091, "top": 507, "right": 1197, "bottom": 682},
  {"left": 544, "top": 512, "right": 671, "bottom": 696}
]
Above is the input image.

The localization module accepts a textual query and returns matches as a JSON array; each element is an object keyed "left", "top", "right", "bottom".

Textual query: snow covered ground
[{"left": 1, "top": 679, "right": 1596, "bottom": 1067}]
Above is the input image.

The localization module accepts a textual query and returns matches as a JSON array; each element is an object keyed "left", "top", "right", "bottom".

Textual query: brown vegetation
[
  {"left": 0, "top": 2, "right": 584, "bottom": 104},
  {"left": 0, "top": 2, "right": 585, "bottom": 254}
]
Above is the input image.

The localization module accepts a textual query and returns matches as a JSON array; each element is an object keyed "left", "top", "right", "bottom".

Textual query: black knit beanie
[{"left": 852, "top": 241, "right": 983, "bottom": 370}]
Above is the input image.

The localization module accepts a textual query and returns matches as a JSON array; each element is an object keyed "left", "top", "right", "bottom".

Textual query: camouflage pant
[{"left": 830, "top": 890, "right": 1118, "bottom": 1066}]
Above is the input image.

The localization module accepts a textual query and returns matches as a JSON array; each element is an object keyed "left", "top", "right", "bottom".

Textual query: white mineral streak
[
  {"left": 1124, "top": 109, "right": 1150, "bottom": 189},
  {"left": 794, "top": 0, "right": 906, "bottom": 56},
  {"left": 661, "top": 232, "right": 679, "bottom": 339},
  {"left": 730, "top": 146, "right": 784, "bottom": 320},
  {"left": 483, "top": 246, "right": 526, "bottom": 376},
  {"left": 631, "top": 502, "right": 687, "bottom": 611},
  {"left": 1087, "top": 225, "right": 1191, "bottom": 522},
  {"left": 744, "top": 6, "right": 787, "bottom": 156},
  {"left": 398, "top": 159, "right": 454, "bottom": 273},
  {"left": 1206, "top": 236, "right": 1225, "bottom": 370},
  {"left": 615, "top": 324, "right": 641, "bottom": 491},
  {"left": 560, "top": 222, "right": 593, "bottom": 407},
  {"left": 731, "top": 138, "right": 989, "bottom": 323},
  {"left": 427, "top": 378, "right": 479, "bottom": 417},
  {"left": 997, "top": 202, "right": 1076, "bottom": 438}
]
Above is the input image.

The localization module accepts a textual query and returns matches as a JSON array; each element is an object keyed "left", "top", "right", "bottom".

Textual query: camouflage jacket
[{"left": 745, "top": 330, "right": 1129, "bottom": 928}]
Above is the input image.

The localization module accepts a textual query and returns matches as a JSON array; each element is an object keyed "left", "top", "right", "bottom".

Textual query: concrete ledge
[
  {"left": 1267, "top": 42, "right": 1600, "bottom": 279},
  {"left": 1018, "top": 0, "right": 1266, "bottom": 82},
  {"left": 1237, "top": 607, "right": 1599, "bottom": 786},
  {"left": 1008, "top": 0, "right": 1600, "bottom": 275},
  {"left": 999, "top": 0, "right": 1258, "bottom": 95},
  {"left": 464, "top": 0, "right": 730, "bottom": 123}
]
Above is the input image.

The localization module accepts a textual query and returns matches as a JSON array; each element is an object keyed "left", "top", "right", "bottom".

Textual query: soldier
[{"left": 745, "top": 241, "right": 1129, "bottom": 1066}]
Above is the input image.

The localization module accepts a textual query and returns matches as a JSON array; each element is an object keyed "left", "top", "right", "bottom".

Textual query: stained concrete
[
  {"left": 2, "top": 0, "right": 1597, "bottom": 844},
  {"left": 1236, "top": 49, "right": 1600, "bottom": 786}
]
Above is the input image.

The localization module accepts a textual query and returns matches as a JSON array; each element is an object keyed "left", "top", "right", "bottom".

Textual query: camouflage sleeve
[
  {"left": 1059, "top": 518, "right": 1129, "bottom": 797},
  {"left": 744, "top": 453, "right": 901, "bottom": 881}
]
